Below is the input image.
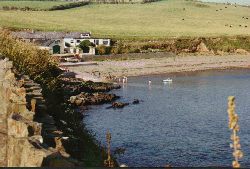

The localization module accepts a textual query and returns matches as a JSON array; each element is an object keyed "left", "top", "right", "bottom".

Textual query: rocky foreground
[
  {"left": 0, "top": 58, "right": 49, "bottom": 166},
  {"left": 0, "top": 57, "right": 122, "bottom": 167}
]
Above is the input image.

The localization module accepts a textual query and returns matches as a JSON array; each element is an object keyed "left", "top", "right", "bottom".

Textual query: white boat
[{"left": 163, "top": 78, "right": 173, "bottom": 83}]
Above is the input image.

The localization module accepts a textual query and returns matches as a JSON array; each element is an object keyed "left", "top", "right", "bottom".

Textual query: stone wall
[{"left": 0, "top": 58, "right": 46, "bottom": 167}]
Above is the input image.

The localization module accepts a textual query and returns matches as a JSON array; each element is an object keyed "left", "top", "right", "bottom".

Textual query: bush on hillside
[{"left": 0, "top": 30, "right": 62, "bottom": 92}]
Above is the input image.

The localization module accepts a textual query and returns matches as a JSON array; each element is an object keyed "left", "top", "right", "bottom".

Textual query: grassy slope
[
  {"left": 0, "top": 0, "right": 249, "bottom": 38},
  {"left": 0, "top": 1, "right": 70, "bottom": 10}
]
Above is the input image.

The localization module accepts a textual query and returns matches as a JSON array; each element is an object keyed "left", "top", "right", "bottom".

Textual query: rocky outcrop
[
  {"left": 132, "top": 99, "right": 140, "bottom": 104},
  {"left": 107, "top": 102, "right": 129, "bottom": 109},
  {"left": 61, "top": 78, "right": 121, "bottom": 96},
  {"left": 69, "top": 92, "right": 119, "bottom": 106}
]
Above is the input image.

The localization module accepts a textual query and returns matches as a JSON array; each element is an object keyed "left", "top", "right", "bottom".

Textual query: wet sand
[{"left": 68, "top": 54, "right": 250, "bottom": 81}]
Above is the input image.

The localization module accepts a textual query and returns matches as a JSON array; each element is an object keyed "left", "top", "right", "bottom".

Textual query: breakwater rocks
[{"left": 0, "top": 58, "right": 74, "bottom": 167}]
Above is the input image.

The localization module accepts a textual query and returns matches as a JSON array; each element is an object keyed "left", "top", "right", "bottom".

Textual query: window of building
[
  {"left": 81, "top": 33, "right": 90, "bottom": 38},
  {"left": 103, "top": 40, "right": 109, "bottom": 45},
  {"left": 95, "top": 39, "right": 99, "bottom": 45}
]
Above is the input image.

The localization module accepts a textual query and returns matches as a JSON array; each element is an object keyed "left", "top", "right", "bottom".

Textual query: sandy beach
[{"left": 68, "top": 54, "right": 250, "bottom": 81}]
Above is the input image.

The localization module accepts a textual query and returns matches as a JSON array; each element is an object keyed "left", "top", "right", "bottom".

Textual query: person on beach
[
  {"left": 148, "top": 80, "right": 152, "bottom": 85},
  {"left": 124, "top": 76, "right": 128, "bottom": 83}
]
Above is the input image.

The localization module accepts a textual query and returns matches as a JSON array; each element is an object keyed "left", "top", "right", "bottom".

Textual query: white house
[
  {"left": 64, "top": 32, "right": 111, "bottom": 55},
  {"left": 64, "top": 38, "right": 111, "bottom": 48},
  {"left": 12, "top": 31, "right": 111, "bottom": 55}
]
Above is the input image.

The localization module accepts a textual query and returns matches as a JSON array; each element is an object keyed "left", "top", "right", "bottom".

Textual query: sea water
[{"left": 84, "top": 69, "right": 250, "bottom": 167}]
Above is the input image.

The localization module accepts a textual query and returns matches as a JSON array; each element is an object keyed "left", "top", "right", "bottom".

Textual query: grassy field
[
  {"left": 0, "top": 1, "right": 71, "bottom": 10},
  {"left": 0, "top": 0, "right": 250, "bottom": 38}
]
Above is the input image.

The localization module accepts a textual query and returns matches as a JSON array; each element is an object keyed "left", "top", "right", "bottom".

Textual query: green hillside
[{"left": 0, "top": 0, "right": 249, "bottom": 38}]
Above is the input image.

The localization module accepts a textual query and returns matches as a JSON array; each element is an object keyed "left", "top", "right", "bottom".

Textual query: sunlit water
[
  {"left": 84, "top": 69, "right": 250, "bottom": 167},
  {"left": 201, "top": 0, "right": 250, "bottom": 5}
]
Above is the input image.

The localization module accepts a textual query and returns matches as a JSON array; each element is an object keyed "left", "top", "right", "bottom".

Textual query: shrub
[
  {"left": 96, "top": 45, "right": 112, "bottom": 55},
  {"left": 0, "top": 30, "right": 62, "bottom": 92},
  {"left": 96, "top": 45, "right": 106, "bottom": 55},
  {"left": 110, "top": 47, "right": 119, "bottom": 54},
  {"left": 65, "top": 42, "right": 71, "bottom": 47},
  {"left": 2, "top": 6, "right": 10, "bottom": 10},
  {"left": 78, "top": 40, "right": 95, "bottom": 53}
]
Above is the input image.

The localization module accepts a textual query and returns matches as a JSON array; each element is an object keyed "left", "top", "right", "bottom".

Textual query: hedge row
[
  {"left": 48, "top": 1, "right": 89, "bottom": 11},
  {"left": 1, "top": 1, "right": 89, "bottom": 11}
]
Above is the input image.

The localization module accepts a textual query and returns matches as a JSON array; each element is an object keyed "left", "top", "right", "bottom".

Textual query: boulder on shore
[
  {"left": 196, "top": 42, "right": 210, "bottom": 53},
  {"left": 132, "top": 99, "right": 140, "bottom": 104},
  {"left": 235, "top": 49, "right": 249, "bottom": 55},
  {"left": 111, "top": 102, "right": 129, "bottom": 108}
]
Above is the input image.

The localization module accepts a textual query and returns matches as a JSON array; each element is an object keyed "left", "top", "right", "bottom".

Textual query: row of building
[{"left": 12, "top": 31, "right": 111, "bottom": 55}]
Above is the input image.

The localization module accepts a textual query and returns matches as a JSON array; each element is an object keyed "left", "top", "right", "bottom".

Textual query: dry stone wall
[{"left": 0, "top": 58, "right": 46, "bottom": 167}]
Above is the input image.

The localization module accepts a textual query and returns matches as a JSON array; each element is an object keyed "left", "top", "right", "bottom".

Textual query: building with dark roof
[{"left": 12, "top": 31, "right": 110, "bottom": 55}]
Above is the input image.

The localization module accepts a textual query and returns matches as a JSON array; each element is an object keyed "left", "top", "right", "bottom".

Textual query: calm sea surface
[
  {"left": 84, "top": 69, "right": 250, "bottom": 167},
  {"left": 201, "top": 0, "right": 250, "bottom": 5}
]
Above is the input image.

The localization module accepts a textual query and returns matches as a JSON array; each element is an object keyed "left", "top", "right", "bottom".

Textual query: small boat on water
[{"left": 163, "top": 78, "right": 173, "bottom": 83}]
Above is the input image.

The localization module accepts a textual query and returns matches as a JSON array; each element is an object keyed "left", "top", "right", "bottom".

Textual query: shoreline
[
  {"left": 68, "top": 54, "right": 250, "bottom": 81},
  {"left": 126, "top": 67, "right": 250, "bottom": 79}
]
